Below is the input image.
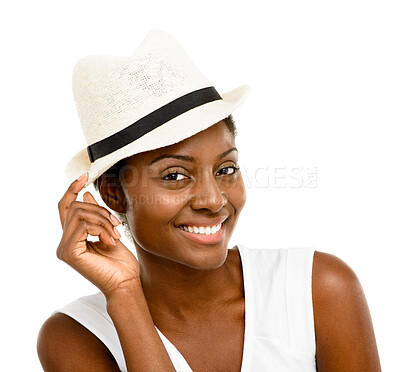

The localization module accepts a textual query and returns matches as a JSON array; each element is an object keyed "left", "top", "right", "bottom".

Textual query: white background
[{"left": 1, "top": 0, "right": 398, "bottom": 370}]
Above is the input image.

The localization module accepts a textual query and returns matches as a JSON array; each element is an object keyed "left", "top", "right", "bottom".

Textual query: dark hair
[
  {"left": 222, "top": 114, "right": 237, "bottom": 138},
  {"left": 94, "top": 115, "right": 236, "bottom": 191}
]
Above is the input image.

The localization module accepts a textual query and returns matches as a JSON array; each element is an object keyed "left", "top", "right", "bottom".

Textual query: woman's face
[{"left": 119, "top": 121, "right": 246, "bottom": 270}]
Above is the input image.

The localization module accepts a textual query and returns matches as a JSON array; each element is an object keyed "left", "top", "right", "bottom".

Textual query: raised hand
[{"left": 57, "top": 173, "right": 141, "bottom": 298}]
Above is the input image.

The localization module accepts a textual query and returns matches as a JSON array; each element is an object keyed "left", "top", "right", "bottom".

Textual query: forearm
[{"left": 106, "top": 282, "right": 176, "bottom": 372}]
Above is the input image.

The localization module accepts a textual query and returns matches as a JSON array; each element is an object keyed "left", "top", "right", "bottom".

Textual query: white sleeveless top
[{"left": 55, "top": 244, "right": 317, "bottom": 371}]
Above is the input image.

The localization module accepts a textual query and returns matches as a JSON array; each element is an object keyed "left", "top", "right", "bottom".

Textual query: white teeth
[{"left": 179, "top": 222, "right": 224, "bottom": 235}]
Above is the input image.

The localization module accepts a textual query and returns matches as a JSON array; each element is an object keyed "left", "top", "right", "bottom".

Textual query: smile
[
  {"left": 178, "top": 223, "right": 222, "bottom": 235},
  {"left": 175, "top": 219, "right": 227, "bottom": 244}
]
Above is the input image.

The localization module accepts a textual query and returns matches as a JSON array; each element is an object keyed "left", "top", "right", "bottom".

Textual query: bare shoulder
[
  {"left": 311, "top": 251, "right": 381, "bottom": 372},
  {"left": 37, "top": 313, "right": 120, "bottom": 372}
]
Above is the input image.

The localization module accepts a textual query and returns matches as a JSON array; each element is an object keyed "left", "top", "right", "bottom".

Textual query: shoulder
[
  {"left": 312, "top": 251, "right": 369, "bottom": 315},
  {"left": 37, "top": 313, "right": 119, "bottom": 372},
  {"left": 311, "top": 251, "right": 381, "bottom": 371},
  {"left": 312, "top": 250, "right": 360, "bottom": 293}
]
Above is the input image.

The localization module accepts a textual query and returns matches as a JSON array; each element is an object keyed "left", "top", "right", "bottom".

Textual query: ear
[{"left": 97, "top": 174, "right": 126, "bottom": 213}]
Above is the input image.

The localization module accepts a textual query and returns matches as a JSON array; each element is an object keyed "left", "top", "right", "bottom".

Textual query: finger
[
  {"left": 63, "top": 199, "right": 120, "bottom": 230},
  {"left": 83, "top": 191, "right": 99, "bottom": 205},
  {"left": 58, "top": 173, "right": 89, "bottom": 227},
  {"left": 72, "top": 221, "right": 116, "bottom": 248},
  {"left": 83, "top": 191, "right": 121, "bottom": 226},
  {"left": 58, "top": 221, "right": 117, "bottom": 261},
  {"left": 64, "top": 207, "right": 121, "bottom": 241}
]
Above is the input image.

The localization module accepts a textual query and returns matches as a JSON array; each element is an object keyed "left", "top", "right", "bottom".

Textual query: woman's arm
[
  {"left": 37, "top": 289, "right": 177, "bottom": 372},
  {"left": 106, "top": 283, "right": 177, "bottom": 371},
  {"left": 37, "top": 174, "right": 176, "bottom": 372},
  {"left": 312, "top": 251, "right": 381, "bottom": 371}
]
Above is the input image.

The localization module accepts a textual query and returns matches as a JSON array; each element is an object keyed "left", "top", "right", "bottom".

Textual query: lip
[{"left": 175, "top": 219, "right": 227, "bottom": 245}]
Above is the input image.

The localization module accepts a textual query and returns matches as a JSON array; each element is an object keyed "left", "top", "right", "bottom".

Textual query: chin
[{"left": 177, "top": 244, "right": 230, "bottom": 271}]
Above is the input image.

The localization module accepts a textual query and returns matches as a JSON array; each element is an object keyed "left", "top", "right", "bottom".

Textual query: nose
[{"left": 189, "top": 171, "right": 228, "bottom": 213}]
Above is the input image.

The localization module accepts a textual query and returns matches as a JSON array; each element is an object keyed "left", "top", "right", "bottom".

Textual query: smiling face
[{"left": 101, "top": 120, "right": 246, "bottom": 270}]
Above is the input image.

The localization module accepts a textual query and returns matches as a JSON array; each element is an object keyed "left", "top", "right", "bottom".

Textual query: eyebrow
[{"left": 150, "top": 147, "right": 238, "bottom": 165}]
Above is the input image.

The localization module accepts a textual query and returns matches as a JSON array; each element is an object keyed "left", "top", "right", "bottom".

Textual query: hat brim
[{"left": 66, "top": 85, "right": 250, "bottom": 187}]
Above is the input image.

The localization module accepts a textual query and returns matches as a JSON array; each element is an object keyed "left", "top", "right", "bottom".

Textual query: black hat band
[{"left": 87, "top": 86, "right": 222, "bottom": 163}]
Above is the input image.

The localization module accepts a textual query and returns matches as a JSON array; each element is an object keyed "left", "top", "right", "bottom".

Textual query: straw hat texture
[{"left": 66, "top": 30, "right": 250, "bottom": 186}]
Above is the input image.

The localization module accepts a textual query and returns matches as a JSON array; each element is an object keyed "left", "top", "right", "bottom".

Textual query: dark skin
[{"left": 38, "top": 121, "right": 381, "bottom": 371}]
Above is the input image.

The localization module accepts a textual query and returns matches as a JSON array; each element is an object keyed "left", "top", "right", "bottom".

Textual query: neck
[{"left": 136, "top": 246, "right": 243, "bottom": 322}]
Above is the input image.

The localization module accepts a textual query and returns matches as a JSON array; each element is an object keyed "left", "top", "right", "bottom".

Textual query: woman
[{"left": 37, "top": 31, "right": 381, "bottom": 371}]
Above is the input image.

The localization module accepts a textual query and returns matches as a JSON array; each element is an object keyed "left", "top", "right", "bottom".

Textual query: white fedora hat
[{"left": 66, "top": 30, "right": 250, "bottom": 186}]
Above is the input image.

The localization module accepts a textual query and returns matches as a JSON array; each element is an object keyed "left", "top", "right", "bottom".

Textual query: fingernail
[
  {"left": 114, "top": 227, "right": 121, "bottom": 238},
  {"left": 110, "top": 214, "right": 121, "bottom": 226},
  {"left": 110, "top": 237, "right": 116, "bottom": 245},
  {"left": 77, "top": 173, "right": 88, "bottom": 181}
]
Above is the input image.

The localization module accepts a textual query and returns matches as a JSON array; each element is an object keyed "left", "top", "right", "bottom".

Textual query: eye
[
  {"left": 217, "top": 166, "right": 239, "bottom": 176},
  {"left": 162, "top": 172, "right": 189, "bottom": 181}
]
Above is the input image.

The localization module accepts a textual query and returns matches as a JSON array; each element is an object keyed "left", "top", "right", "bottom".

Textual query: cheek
[
  {"left": 228, "top": 176, "right": 247, "bottom": 214},
  {"left": 125, "top": 191, "right": 186, "bottom": 246}
]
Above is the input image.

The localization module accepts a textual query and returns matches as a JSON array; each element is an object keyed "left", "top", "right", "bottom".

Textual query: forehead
[{"left": 125, "top": 121, "right": 235, "bottom": 166}]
